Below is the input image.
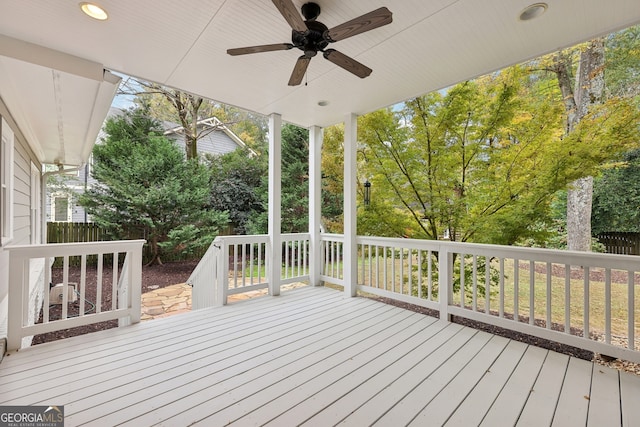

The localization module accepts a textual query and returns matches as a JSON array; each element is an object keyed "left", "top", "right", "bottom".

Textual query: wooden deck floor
[{"left": 1, "top": 286, "right": 639, "bottom": 426}]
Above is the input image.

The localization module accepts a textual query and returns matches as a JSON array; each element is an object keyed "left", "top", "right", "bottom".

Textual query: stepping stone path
[{"left": 141, "top": 282, "right": 307, "bottom": 321}]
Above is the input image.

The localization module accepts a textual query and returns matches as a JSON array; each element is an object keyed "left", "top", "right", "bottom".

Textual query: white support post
[
  {"left": 309, "top": 125, "right": 323, "bottom": 286},
  {"left": 216, "top": 241, "right": 228, "bottom": 306},
  {"left": 129, "top": 245, "right": 142, "bottom": 324},
  {"left": 344, "top": 114, "right": 358, "bottom": 297},
  {"left": 268, "top": 113, "right": 282, "bottom": 296},
  {"left": 7, "top": 252, "right": 26, "bottom": 351},
  {"left": 438, "top": 246, "right": 453, "bottom": 322}
]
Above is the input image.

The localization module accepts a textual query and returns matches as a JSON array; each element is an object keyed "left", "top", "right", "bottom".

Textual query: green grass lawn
[
  {"left": 485, "top": 260, "right": 639, "bottom": 340},
  {"left": 357, "top": 254, "right": 639, "bottom": 342}
]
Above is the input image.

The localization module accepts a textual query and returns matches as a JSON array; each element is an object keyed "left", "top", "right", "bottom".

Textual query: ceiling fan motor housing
[{"left": 292, "top": 19, "right": 330, "bottom": 58}]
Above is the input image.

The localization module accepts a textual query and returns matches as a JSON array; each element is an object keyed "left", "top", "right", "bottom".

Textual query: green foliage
[
  {"left": 411, "top": 253, "right": 499, "bottom": 299},
  {"left": 247, "top": 123, "right": 343, "bottom": 234},
  {"left": 356, "top": 63, "right": 640, "bottom": 247},
  {"left": 319, "top": 125, "right": 345, "bottom": 233},
  {"left": 452, "top": 255, "right": 501, "bottom": 298},
  {"left": 605, "top": 25, "right": 640, "bottom": 98},
  {"left": 79, "top": 108, "right": 229, "bottom": 265},
  {"left": 592, "top": 149, "right": 640, "bottom": 234},
  {"left": 519, "top": 190, "right": 606, "bottom": 252},
  {"left": 281, "top": 124, "right": 311, "bottom": 233},
  {"left": 207, "top": 148, "right": 266, "bottom": 234},
  {"left": 358, "top": 70, "right": 544, "bottom": 243}
]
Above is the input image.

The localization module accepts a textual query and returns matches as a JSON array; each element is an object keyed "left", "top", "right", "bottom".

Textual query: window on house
[
  {"left": 1, "top": 117, "right": 15, "bottom": 245},
  {"left": 53, "top": 196, "right": 71, "bottom": 222}
]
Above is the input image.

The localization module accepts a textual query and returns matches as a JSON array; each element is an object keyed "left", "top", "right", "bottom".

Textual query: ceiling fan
[{"left": 227, "top": 1, "right": 392, "bottom": 86}]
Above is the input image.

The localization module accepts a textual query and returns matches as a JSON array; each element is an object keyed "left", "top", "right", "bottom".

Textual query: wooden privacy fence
[
  {"left": 47, "top": 222, "right": 231, "bottom": 265},
  {"left": 597, "top": 232, "right": 640, "bottom": 255},
  {"left": 47, "top": 222, "right": 111, "bottom": 266},
  {"left": 47, "top": 222, "right": 107, "bottom": 244}
]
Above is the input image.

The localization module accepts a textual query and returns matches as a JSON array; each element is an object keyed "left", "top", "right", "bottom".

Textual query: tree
[
  {"left": 357, "top": 66, "right": 639, "bottom": 245},
  {"left": 79, "top": 108, "right": 229, "bottom": 265},
  {"left": 592, "top": 149, "right": 640, "bottom": 234},
  {"left": 540, "top": 26, "right": 640, "bottom": 250},
  {"left": 207, "top": 148, "right": 266, "bottom": 234},
  {"left": 280, "top": 124, "right": 312, "bottom": 233},
  {"left": 247, "top": 124, "right": 309, "bottom": 233},
  {"left": 605, "top": 25, "right": 640, "bottom": 98},
  {"left": 359, "top": 74, "right": 534, "bottom": 243},
  {"left": 590, "top": 26, "right": 640, "bottom": 235},
  {"left": 549, "top": 39, "right": 605, "bottom": 251},
  {"left": 120, "top": 79, "right": 215, "bottom": 160},
  {"left": 121, "top": 78, "right": 269, "bottom": 160},
  {"left": 319, "top": 124, "right": 344, "bottom": 232},
  {"left": 247, "top": 123, "right": 343, "bottom": 234}
]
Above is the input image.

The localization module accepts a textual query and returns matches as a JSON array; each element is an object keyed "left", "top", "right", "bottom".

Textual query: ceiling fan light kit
[{"left": 227, "top": 1, "right": 392, "bottom": 86}]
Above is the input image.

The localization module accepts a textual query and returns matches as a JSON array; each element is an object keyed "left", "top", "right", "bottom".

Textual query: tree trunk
[
  {"left": 146, "top": 234, "right": 163, "bottom": 266},
  {"left": 555, "top": 39, "right": 605, "bottom": 251},
  {"left": 566, "top": 176, "right": 593, "bottom": 251}
]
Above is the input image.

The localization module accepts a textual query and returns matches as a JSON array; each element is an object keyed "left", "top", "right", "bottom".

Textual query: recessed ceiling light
[
  {"left": 80, "top": 2, "right": 108, "bottom": 21},
  {"left": 519, "top": 3, "right": 548, "bottom": 21},
  {"left": 317, "top": 100, "right": 329, "bottom": 107}
]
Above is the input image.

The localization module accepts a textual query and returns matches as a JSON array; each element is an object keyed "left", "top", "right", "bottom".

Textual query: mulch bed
[
  {"left": 522, "top": 261, "right": 640, "bottom": 284},
  {"left": 31, "top": 260, "right": 198, "bottom": 345}
]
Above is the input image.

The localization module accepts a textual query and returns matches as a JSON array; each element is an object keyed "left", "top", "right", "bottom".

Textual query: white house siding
[
  {"left": 13, "top": 133, "right": 33, "bottom": 243},
  {"left": 166, "top": 128, "right": 243, "bottom": 159},
  {"left": 178, "top": 130, "right": 240, "bottom": 157},
  {"left": 0, "top": 96, "right": 44, "bottom": 345}
]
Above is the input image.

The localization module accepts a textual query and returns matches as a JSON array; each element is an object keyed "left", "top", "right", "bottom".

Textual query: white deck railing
[
  {"left": 188, "top": 232, "right": 640, "bottom": 362},
  {"left": 320, "top": 233, "right": 344, "bottom": 285},
  {"left": 6, "top": 240, "right": 144, "bottom": 351},
  {"left": 355, "top": 236, "right": 640, "bottom": 363},
  {"left": 189, "top": 234, "right": 310, "bottom": 307}
]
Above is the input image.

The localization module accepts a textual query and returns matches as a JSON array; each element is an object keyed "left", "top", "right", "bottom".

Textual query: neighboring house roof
[{"left": 163, "top": 116, "right": 256, "bottom": 157}]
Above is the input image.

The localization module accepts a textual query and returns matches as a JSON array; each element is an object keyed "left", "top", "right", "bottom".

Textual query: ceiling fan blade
[
  {"left": 272, "top": 0, "right": 308, "bottom": 33},
  {"left": 325, "top": 7, "right": 392, "bottom": 42},
  {"left": 323, "top": 49, "right": 372, "bottom": 78},
  {"left": 288, "top": 56, "right": 311, "bottom": 86},
  {"left": 227, "top": 43, "right": 294, "bottom": 56}
]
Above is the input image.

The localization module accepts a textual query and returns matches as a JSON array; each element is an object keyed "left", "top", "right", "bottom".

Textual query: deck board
[
  {"left": 517, "top": 350, "right": 569, "bottom": 426},
  {"left": 295, "top": 322, "right": 455, "bottom": 427},
  {"left": 480, "top": 345, "right": 548, "bottom": 426},
  {"left": 142, "top": 310, "right": 428, "bottom": 426},
  {"left": 588, "top": 363, "right": 621, "bottom": 426},
  {"left": 443, "top": 339, "right": 529, "bottom": 426},
  {"left": 408, "top": 334, "right": 510, "bottom": 426},
  {"left": 0, "top": 285, "right": 637, "bottom": 427},
  {"left": 621, "top": 371, "right": 640, "bottom": 425},
  {"left": 336, "top": 325, "right": 476, "bottom": 426},
  {"left": 183, "top": 313, "right": 437, "bottom": 426},
  {"left": 374, "top": 330, "right": 494, "bottom": 425},
  {"left": 552, "top": 357, "right": 593, "bottom": 427}
]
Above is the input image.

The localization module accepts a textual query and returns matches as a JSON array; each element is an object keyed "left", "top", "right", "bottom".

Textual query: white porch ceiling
[{"left": 1, "top": 0, "right": 640, "bottom": 160}]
